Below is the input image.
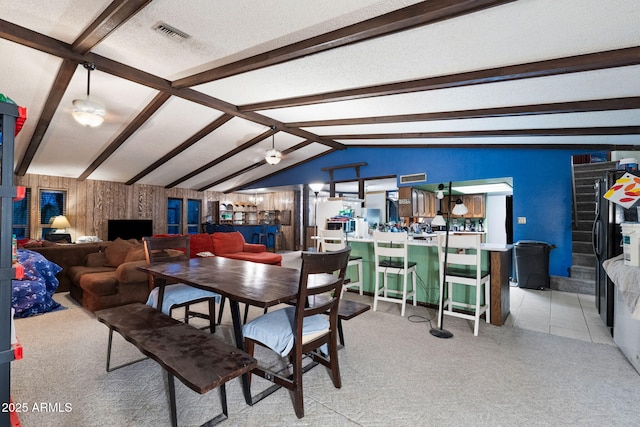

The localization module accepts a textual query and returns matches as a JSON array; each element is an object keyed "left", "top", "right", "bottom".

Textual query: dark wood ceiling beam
[
  {"left": 15, "top": 60, "right": 77, "bottom": 176},
  {"left": 78, "top": 92, "right": 171, "bottom": 180},
  {"left": 172, "top": 0, "right": 516, "bottom": 88},
  {"left": 71, "top": 0, "right": 153, "bottom": 54},
  {"left": 0, "top": 19, "right": 344, "bottom": 151},
  {"left": 201, "top": 140, "right": 315, "bottom": 191},
  {"left": 174, "top": 89, "right": 345, "bottom": 149},
  {"left": 285, "top": 97, "right": 640, "bottom": 128},
  {"left": 166, "top": 128, "right": 278, "bottom": 189},
  {"left": 12, "top": 1, "right": 154, "bottom": 175},
  {"left": 125, "top": 113, "right": 234, "bottom": 185},
  {"left": 240, "top": 46, "right": 640, "bottom": 111},
  {"left": 351, "top": 143, "right": 632, "bottom": 150},
  {"left": 201, "top": 140, "right": 319, "bottom": 192},
  {"left": 325, "top": 126, "right": 640, "bottom": 139}
]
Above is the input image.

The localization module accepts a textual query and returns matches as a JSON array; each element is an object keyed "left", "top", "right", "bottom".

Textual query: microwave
[{"left": 326, "top": 219, "right": 355, "bottom": 233}]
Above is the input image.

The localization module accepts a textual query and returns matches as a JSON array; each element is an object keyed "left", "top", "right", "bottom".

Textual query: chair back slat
[
  {"left": 437, "top": 233, "right": 482, "bottom": 275},
  {"left": 294, "top": 247, "right": 351, "bottom": 340},
  {"left": 373, "top": 231, "right": 409, "bottom": 267},
  {"left": 318, "top": 229, "right": 347, "bottom": 252}
]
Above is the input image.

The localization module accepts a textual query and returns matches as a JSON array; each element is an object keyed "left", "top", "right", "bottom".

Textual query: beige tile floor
[{"left": 507, "top": 286, "right": 615, "bottom": 345}]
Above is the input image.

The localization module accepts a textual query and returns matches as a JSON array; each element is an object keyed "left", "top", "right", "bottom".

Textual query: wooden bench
[{"left": 95, "top": 303, "right": 257, "bottom": 427}]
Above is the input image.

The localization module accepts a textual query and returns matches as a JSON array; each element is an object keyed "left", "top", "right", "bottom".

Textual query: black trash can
[{"left": 514, "top": 241, "right": 553, "bottom": 289}]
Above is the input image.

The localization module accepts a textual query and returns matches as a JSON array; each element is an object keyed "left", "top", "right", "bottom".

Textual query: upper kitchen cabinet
[
  {"left": 466, "top": 194, "right": 485, "bottom": 218},
  {"left": 442, "top": 194, "right": 485, "bottom": 218},
  {"left": 398, "top": 187, "right": 436, "bottom": 218}
]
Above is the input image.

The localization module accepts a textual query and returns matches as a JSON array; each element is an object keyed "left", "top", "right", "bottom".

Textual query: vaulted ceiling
[{"left": 1, "top": 0, "right": 639, "bottom": 193}]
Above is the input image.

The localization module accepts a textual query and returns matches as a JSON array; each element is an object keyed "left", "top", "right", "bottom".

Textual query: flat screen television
[{"left": 107, "top": 219, "right": 153, "bottom": 241}]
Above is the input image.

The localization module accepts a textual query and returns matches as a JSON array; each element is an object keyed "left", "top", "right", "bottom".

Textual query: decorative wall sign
[{"left": 604, "top": 172, "right": 640, "bottom": 208}]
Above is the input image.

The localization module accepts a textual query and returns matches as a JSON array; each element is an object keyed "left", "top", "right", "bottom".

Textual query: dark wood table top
[{"left": 138, "top": 256, "right": 317, "bottom": 308}]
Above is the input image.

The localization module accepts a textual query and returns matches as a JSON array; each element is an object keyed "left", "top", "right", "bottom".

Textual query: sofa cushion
[
  {"left": 115, "top": 260, "right": 148, "bottom": 284},
  {"left": 79, "top": 271, "right": 119, "bottom": 296},
  {"left": 104, "top": 238, "right": 134, "bottom": 267},
  {"left": 85, "top": 252, "right": 107, "bottom": 267},
  {"left": 189, "top": 233, "right": 214, "bottom": 258},
  {"left": 221, "top": 252, "right": 282, "bottom": 265},
  {"left": 243, "top": 243, "right": 267, "bottom": 253},
  {"left": 68, "top": 265, "right": 116, "bottom": 285},
  {"left": 212, "top": 231, "right": 245, "bottom": 255},
  {"left": 124, "top": 246, "right": 146, "bottom": 263}
]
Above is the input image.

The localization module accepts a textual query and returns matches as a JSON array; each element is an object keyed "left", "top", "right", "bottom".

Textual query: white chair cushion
[
  {"left": 242, "top": 306, "right": 329, "bottom": 356},
  {"left": 146, "top": 284, "right": 221, "bottom": 315}
]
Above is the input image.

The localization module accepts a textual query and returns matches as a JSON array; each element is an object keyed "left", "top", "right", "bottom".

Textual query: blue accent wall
[{"left": 249, "top": 147, "right": 595, "bottom": 277}]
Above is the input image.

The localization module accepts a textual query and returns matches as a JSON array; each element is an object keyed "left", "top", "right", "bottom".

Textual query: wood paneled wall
[{"left": 15, "top": 173, "right": 297, "bottom": 250}]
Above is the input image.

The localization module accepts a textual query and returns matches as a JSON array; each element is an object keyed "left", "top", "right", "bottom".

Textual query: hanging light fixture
[
  {"left": 436, "top": 183, "right": 445, "bottom": 200},
  {"left": 72, "top": 62, "right": 105, "bottom": 127},
  {"left": 431, "top": 211, "right": 446, "bottom": 227},
  {"left": 452, "top": 198, "right": 468, "bottom": 215},
  {"left": 265, "top": 127, "right": 282, "bottom": 165}
]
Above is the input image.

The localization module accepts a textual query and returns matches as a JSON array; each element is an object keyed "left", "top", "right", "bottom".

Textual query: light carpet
[{"left": 10, "top": 260, "right": 640, "bottom": 426}]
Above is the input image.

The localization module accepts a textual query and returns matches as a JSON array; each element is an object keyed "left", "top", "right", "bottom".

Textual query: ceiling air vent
[
  {"left": 399, "top": 173, "right": 427, "bottom": 184},
  {"left": 153, "top": 22, "right": 191, "bottom": 41}
]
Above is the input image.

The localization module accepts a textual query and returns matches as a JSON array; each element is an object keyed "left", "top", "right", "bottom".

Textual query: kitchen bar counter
[{"left": 331, "top": 234, "right": 512, "bottom": 326}]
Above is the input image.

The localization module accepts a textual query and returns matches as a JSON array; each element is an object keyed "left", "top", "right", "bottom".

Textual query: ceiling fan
[
  {"left": 265, "top": 126, "right": 282, "bottom": 165},
  {"left": 72, "top": 62, "right": 105, "bottom": 127}
]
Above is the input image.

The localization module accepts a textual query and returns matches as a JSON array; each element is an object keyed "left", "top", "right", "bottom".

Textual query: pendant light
[
  {"left": 72, "top": 62, "right": 105, "bottom": 127},
  {"left": 265, "top": 127, "right": 282, "bottom": 165}
]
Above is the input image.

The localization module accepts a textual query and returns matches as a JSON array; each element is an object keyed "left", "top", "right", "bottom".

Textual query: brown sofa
[
  {"left": 66, "top": 238, "right": 151, "bottom": 312},
  {"left": 29, "top": 242, "right": 109, "bottom": 292},
  {"left": 28, "top": 238, "right": 151, "bottom": 312}
]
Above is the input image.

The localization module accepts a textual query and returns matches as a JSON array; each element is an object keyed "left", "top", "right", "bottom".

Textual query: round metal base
[{"left": 430, "top": 327, "right": 453, "bottom": 339}]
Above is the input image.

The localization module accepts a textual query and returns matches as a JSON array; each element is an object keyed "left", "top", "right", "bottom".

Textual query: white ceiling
[{"left": 1, "top": 0, "right": 639, "bottom": 193}]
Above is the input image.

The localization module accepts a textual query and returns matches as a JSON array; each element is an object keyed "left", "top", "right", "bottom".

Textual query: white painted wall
[
  {"left": 486, "top": 194, "right": 507, "bottom": 244},
  {"left": 365, "top": 191, "right": 386, "bottom": 223}
]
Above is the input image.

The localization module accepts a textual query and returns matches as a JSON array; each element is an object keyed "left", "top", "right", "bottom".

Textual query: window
[
  {"left": 39, "top": 189, "right": 66, "bottom": 238},
  {"left": 167, "top": 198, "right": 182, "bottom": 234},
  {"left": 187, "top": 199, "right": 201, "bottom": 234},
  {"left": 13, "top": 187, "right": 31, "bottom": 239}
]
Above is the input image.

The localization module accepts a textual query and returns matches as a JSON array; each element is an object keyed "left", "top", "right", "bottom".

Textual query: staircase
[{"left": 550, "top": 161, "right": 617, "bottom": 294}]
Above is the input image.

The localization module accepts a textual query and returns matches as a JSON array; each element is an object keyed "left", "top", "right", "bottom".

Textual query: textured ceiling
[{"left": 1, "top": 0, "right": 639, "bottom": 193}]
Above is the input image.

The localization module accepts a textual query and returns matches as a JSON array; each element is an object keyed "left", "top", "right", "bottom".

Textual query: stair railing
[{"left": 571, "top": 156, "right": 579, "bottom": 229}]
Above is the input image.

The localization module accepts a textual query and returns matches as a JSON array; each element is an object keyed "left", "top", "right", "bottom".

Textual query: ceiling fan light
[
  {"left": 265, "top": 148, "right": 282, "bottom": 165},
  {"left": 72, "top": 98, "right": 105, "bottom": 127}
]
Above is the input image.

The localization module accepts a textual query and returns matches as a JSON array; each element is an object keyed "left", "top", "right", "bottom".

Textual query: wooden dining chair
[
  {"left": 143, "top": 235, "right": 221, "bottom": 333},
  {"left": 242, "top": 247, "right": 351, "bottom": 419},
  {"left": 318, "top": 228, "right": 363, "bottom": 296}
]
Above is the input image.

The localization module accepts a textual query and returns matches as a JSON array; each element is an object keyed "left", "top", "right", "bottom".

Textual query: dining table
[{"left": 137, "top": 255, "right": 334, "bottom": 405}]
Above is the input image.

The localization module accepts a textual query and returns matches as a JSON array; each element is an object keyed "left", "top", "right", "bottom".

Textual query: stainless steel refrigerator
[{"left": 593, "top": 170, "right": 638, "bottom": 330}]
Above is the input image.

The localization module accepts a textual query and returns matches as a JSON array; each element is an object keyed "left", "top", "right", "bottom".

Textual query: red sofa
[{"left": 189, "top": 232, "right": 282, "bottom": 265}]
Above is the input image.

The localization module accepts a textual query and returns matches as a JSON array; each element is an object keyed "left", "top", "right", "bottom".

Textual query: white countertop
[{"left": 317, "top": 234, "right": 513, "bottom": 251}]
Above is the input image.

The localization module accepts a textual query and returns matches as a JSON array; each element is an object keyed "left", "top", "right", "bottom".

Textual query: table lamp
[{"left": 51, "top": 215, "right": 71, "bottom": 233}]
